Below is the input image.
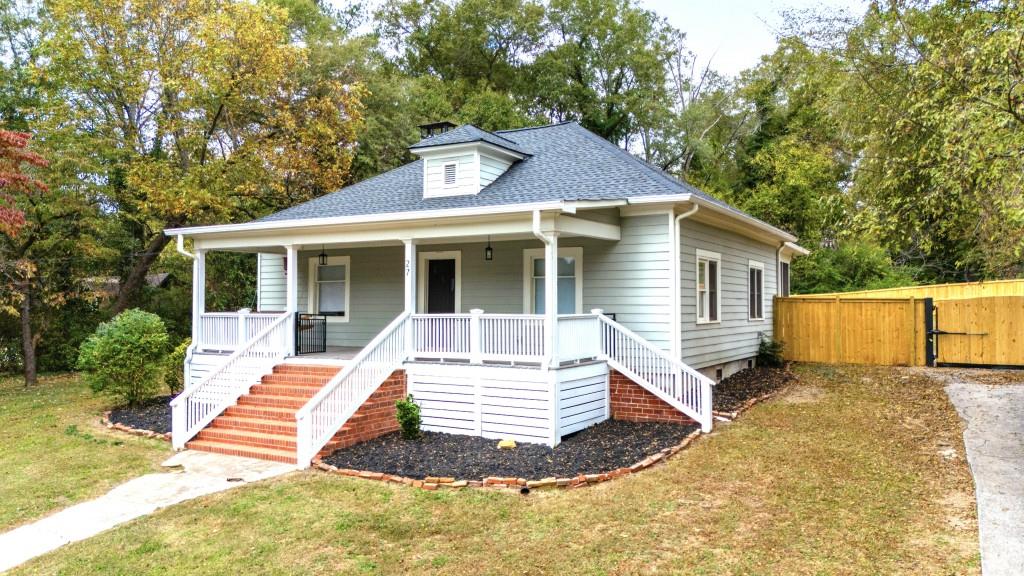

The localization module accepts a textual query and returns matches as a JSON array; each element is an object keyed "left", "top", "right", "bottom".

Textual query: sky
[{"left": 638, "top": 0, "right": 865, "bottom": 77}]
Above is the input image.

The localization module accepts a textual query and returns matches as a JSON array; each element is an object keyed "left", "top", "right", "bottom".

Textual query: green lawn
[
  {"left": 9, "top": 365, "right": 979, "bottom": 575},
  {"left": 0, "top": 373, "right": 171, "bottom": 530}
]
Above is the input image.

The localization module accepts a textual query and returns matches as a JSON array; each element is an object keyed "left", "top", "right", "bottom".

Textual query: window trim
[
  {"left": 442, "top": 162, "right": 457, "bottom": 187},
  {"left": 307, "top": 255, "right": 351, "bottom": 323},
  {"left": 779, "top": 257, "right": 791, "bottom": 297},
  {"left": 522, "top": 247, "right": 583, "bottom": 314},
  {"left": 748, "top": 259, "right": 765, "bottom": 321},
  {"left": 695, "top": 249, "right": 721, "bottom": 325},
  {"left": 417, "top": 250, "right": 462, "bottom": 313}
]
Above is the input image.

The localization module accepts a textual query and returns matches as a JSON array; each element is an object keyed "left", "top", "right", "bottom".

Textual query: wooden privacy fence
[
  {"left": 774, "top": 294, "right": 1024, "bottom": 367},
  {"left": 774, "top": 297, "right": 927, "bottom": 366},
  {"left": 791, "top": 278, "right": 1024, "bottom": 300}
]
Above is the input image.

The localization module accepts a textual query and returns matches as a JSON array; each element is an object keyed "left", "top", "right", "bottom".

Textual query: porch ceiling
[{"left": 192, "top": 212, "right": 619, "bottom": 253}]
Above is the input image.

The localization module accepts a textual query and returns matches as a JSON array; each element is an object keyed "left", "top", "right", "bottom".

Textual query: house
[{"left": 165, "top": 121, "right": 808, "bottom": 467}]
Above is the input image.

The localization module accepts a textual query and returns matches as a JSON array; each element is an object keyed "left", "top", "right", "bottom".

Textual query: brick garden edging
[
  {"left": 101, "top": 411, "right": 172, "bottom": 442},
  {"left": 711, "top": 366, "right": 797, "bottom": 421},
  {"left": 311, "top": 428, "right": 703, "bottom": 492}
]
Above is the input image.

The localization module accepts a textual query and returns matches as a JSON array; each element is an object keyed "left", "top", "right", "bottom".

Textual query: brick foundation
[
  {"left": 322, "top": 369, "right": 407, "bottom": 454},
  {"left": 609, "top": 370, "right": 696, "bottom": 425}
]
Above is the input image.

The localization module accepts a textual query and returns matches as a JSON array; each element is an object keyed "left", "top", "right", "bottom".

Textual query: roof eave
[{"left": 627, "top": 194, "right": 799, "bottom": 243}]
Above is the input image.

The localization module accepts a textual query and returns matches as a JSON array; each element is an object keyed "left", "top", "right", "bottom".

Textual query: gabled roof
[
  {"left": 408, "top": 124, "right": 530, "bottom": 156},
  {"left": 257, "top": 122, "right": 779, "bottom": 236}
]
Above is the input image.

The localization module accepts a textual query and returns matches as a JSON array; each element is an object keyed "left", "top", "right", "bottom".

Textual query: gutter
[
  {"left": 175, "top": 234, "right": 196, "bottom": 260},
  {"left": 670, "top": 204, "right": 699, "bottom": 360}
]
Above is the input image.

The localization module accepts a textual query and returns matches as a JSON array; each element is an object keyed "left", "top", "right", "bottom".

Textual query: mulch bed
[
  {"left": 712, "top": 366, "right": 794, "bottom": 413},
  {"left": 108, "top": 395, "right": 173, "bottom": 435},
  {"left": 323, "top": 419, "right": 698, "bottom": 480}
]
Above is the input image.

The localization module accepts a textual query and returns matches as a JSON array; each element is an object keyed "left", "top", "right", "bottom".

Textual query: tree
[{"left": 35, "top": 0, "right": 366, "bottom": 313}]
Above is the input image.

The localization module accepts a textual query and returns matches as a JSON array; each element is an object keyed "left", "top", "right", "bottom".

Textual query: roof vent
[{"left": 418, "top": 121, "right": 457, "bottom": 139}]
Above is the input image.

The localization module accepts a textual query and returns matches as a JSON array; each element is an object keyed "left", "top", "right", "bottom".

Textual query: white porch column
[
  {"left": 285, "top": 245, "right": 298, "bottom": 355},
  {"left": 191, "top": 249, "right": 206, "bottom": 345},
  {"left": 403, "top": 239, "right": 416, "bottom": 357},
  {"left": 545, "top": 233, "right": 559, "bottom": 368}
]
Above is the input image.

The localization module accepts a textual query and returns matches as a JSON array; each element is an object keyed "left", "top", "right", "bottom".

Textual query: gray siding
[
  {"left": 285, "top": 213, "right": 670, "bottom": 350},
  {"left": 479, "top": 153, "right": 512, "bottom": 188},
  {"left": 679, "top": 219, "right": 778, "bottom": 368},
  {"left": 297, "top": 246, "right": 405, "bottom": 347},
  {"left": 256, "top": 253, "right": 286, "bottom": 312}
]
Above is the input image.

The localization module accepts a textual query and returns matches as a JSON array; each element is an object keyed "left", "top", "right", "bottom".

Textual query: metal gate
[
  {"left": 295, "top": 313, "right": 327, "bottom": 355},
  {"left": 926, "top": 296, "right": 1024, "bottom": 368}
]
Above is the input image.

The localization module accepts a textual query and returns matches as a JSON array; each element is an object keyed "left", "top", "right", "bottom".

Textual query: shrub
[
  {"left": 77, "top": 309, "right": 169, "bottom": 406},
  {"left": 395, "top": 394, "right": 422, "bottom": 439},
  {"left": 757, "top": 335, "right": 785, "bottom": 368},
  {"left": 165, "top": 337, "right": 191, "bottom": 395}
]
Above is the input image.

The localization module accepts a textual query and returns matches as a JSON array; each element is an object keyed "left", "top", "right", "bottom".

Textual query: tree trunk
[
  {"left": 111, "top": 232, "right": 173, "bottom": 314},
  {"left": 20, "top": 284, "right": 36, "bottom": 387}
]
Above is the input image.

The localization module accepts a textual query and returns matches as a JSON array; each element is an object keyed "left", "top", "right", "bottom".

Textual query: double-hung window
[
  {"left": 696, "top": 249, "right": 720, "bottom": 323},
  {"left": 748, "top": 260, "right": 764, "bottom": 320},
  {"left": 523, "top": 247, "right": 583, "bottom": 314},
  {"left": 309, "top": 255, "right": 350, "bottom": 322}
]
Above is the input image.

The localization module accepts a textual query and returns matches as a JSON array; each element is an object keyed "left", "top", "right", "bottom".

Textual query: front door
[{"left": 426, "top": 259, "right": 456, "bottom": 313}]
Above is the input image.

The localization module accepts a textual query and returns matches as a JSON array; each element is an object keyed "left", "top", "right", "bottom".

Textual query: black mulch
[
  {"left": 712, "top": 366, "right": 793, "bottom": 413},
  {"left": 323, "top": 419, "right": 698, "bottom": 480},
  {"left": 108, "top": 395, "right": 173, "bottom": 434}
]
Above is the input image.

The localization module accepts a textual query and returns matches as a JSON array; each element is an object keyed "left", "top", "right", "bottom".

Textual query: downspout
[
  {"left": 532, "top": 210, "right": 554, "bottom": 370},
  {"left": 175, "top": 234, "right": 195, "bottom": 260},
  {"left": 776, "top": 242, "right": 786, "bottom": 296},
  {"left": 670, "top": 204, "right": 699, "bottom": 360}
]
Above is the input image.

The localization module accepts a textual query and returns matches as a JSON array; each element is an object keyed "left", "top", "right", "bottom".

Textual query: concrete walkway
[
  {"left": 941, "top": 371, "right": 1024, "bottom": 576},
  {"left": 0, "top": 451, "right": 293, "bottom": 573}
]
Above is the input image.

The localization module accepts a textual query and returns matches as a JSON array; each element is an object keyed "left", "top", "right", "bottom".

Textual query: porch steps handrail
[
  {"left": 597, "top": 314, "right": 714, "bottom": 432},
  {"left": 171, "top": 312, "right": 291, "bottom": 450},
  {"left": 295, "top": 311, "right": 412, "bottom": 467}
]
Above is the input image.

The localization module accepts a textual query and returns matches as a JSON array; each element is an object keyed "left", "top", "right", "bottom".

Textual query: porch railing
[
  {"left": 597, "top": 314, "right": 713, "bottom": 432},
  {"left": 411, "top": 312, "right": 548, "bottom": 364},
  {"left": 296, "top": 311, "right": 411, "bottom": 466},
  {"left": 197, "top": 311, "right": 285, "bottom": 351},
  {"left": 171, "top": 312, "right": 291, "bottom": 449}
]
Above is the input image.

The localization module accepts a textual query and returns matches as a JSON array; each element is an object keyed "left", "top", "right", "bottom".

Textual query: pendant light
[
  {"left": 484, "top": 236, "right": 493, "bottom": 261},
  {"left": 318, "top": 244, "right": 328, "bottom": 266}
]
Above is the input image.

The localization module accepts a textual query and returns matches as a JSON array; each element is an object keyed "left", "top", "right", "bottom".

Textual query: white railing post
[
  {"left": 700, "top": 378, "right": 713, "bottom": 433},
  {"left": 469, "top": 308, "right": 483, "bottom": 364},
  {"left": 237, "top": 308, "right": 250, "bottom": 346}
]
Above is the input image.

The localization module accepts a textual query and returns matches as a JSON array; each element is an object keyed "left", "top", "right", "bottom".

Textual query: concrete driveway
[{"left": 938, "top": 369, "right": 1024, "bottom": 576}]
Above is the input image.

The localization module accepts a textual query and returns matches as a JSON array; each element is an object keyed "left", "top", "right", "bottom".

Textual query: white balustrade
[
  {"left": 296, "top": 312, "right": 411, "bottom": 466},
  {"left": 597, "top": 314, "right": 713, "bottom": 432},
  {"left": 411, "top": 314, "right": 471, "bottom": 359},
  {"left": 197, "top": 311, "right": 284, "bottom": 351},
  {"left": 556, "top": 314, "right": 602, "bottom": 363},
  {"left": 171, "top": 313, "right": 291, "bottom": 449}
]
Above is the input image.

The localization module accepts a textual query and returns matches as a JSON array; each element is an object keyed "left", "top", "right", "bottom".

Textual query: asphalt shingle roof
[
  {"left": 408, "top": 124, "right": 531, "bottom": 156},
  {"left": 257, "top": 122, "right": 769, "bottom": 229}
]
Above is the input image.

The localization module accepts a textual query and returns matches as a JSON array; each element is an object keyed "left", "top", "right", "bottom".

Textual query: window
[
  {"left": 443, "top": 162, "right": 457, "bottom": 186},
  {"left": 696, "top": 249, "right": 720, "bottom": 323},
  {"left": 748, "top": 260, "right": 764, "bottom": 320},
  {"left": 780, "top": 261, "right": 791, "bottom": 297},
  {"left": 308, "top": 256, "right": 350, "bottom": 322},
  {"left": 523, "top": 247, "right": 583, "bottom": 314}
]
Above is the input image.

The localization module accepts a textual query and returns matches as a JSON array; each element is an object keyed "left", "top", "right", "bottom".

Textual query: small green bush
[
  {"left": 757, "top": 335, "right": 785, "bottom": 368},
  {"left": 77, "top": 309, "right": 169, "bottom": 406},
  {"left": 395, "top": 394, "right": 422, "bottom": 439},
  {"left": 165, "top": 337, "right": 191, "bottom": 395}
]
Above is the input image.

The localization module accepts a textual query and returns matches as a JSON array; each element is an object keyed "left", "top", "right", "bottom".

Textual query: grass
[
  {"left": 0, "top": 373, "right": 171, "bottom": 530},
  {"left": 10, "top": 365, "right": 979, "bottom": 575}
]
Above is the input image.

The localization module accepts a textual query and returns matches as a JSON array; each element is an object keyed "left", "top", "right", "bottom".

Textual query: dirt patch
[
  {"left": 780, "top": 385, "right": 825, "bottom": 404},
  {"left": 108, "top": 396, "right": 172, "bottom": 435},
  {"left": 322, "top": 419, "right": 697, "bottom": 480},
  {"left": 712, "top": 366, "right": 794, "bottom": 412}
]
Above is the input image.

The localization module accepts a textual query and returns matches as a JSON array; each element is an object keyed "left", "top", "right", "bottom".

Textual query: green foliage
[
  {"left": 756, "top": 336, "right": 785, "bottom": 368},
  {"left": 395, "top": 394, "right": 422, "bottom": 440},
  {"left": 77, "top": 309, "right": 169, "bottom": 406},
  {"left": 793, "top": 242, "right": 918, "bottom": 295},
  {"left": 165, "top": 338, "right": 191, "bottom": 395}
]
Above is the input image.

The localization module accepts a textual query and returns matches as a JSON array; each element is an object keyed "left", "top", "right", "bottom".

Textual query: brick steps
[{"left": 187, "top": 364, "right": 342, "bottom": 462}]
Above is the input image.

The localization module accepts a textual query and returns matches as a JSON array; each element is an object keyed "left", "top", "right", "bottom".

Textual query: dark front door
[{"left": 426, "top": 259, "right": 456, "bottom": 313}]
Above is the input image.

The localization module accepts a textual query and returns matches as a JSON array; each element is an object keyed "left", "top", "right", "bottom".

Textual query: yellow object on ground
[{"left": 497, "top": 439, "right": 516, "bottom": 449}]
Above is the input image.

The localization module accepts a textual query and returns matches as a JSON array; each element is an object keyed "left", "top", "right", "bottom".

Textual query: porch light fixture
[
  {"left": 485, "top": 236, "right": 493, "bottom": 261},
  {"left": 318, "top": 245, "right": 328, "bottom": 266}
]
